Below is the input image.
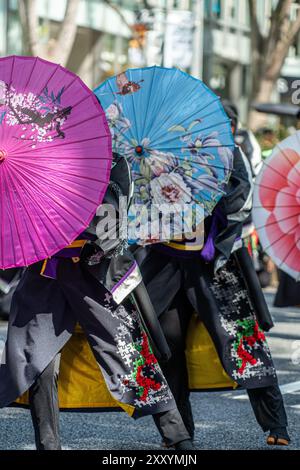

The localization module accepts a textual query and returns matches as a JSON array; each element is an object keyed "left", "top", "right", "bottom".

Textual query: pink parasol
[
  {"left": 0, "top": 56, "right": 112, "bottom": 269},
  {"left": 253, "top": 131, "right": 300, "bottom": 280}
]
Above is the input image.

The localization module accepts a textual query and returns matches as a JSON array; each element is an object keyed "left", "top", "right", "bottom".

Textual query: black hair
[{"left": 222, "top": 100, "right": 238, "bottom": 132}]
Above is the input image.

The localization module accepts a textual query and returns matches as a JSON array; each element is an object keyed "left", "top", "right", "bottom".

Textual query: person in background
[
  {"left": 0, "top": 268, "right": 22, "bottom": 320},
  {"left": 274, "top": 271, "right": 300, "bottom": 308},
  {"left": 225, "top": 102, "right": 275, "bottom": 290}
]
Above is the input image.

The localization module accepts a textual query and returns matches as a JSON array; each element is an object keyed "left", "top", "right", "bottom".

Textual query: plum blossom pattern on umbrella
[
  {"left": 0, "top": 81, "right": 71, "bottom": 147},
  {"left": 95, "top": 66, "right": 234, "bottom": 242},
  {"left": 253, "top": 131, "right": 300, "bottom": 280}
]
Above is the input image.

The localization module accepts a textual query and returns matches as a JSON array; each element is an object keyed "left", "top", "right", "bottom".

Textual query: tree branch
[
  {"left": 265, "top": 4, "right": 300, "bottom": 80},
  {"left": 102, "top": 0, "right": 149, "bottom": 50},
  {"left": 287, "top": 6, "right": 300, "bottom": 43},
  {"left": 265, "top": 0, "right": 292, "bottom": 60},
  {"left": 18, "top": 0, "right": 40, "bottom": 56},
  {"left": 102, "top": 0, "right": 133, "bottom": 34},
  {"left": 248, "top": 0, "right": 300, "bottom": 128},
  {"left": 248, "top": 0, "right": 265, "bottom": 97},
  {"left": 248, "top": 0, "right": 263, "bottom": 45},
  {"left": 50, "top": 0, "right": 80, "bottom": 65},
  {"left": 270, "top": 0, "right": 292, "bottom": 24}
]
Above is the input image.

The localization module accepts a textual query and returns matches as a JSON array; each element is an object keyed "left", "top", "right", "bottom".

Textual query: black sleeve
[
  {"left": 213, "top": 146, "right": 253, "bottom": 268},
  {"left": 218, "top": 146, "right": 252, "bottom": 219}
]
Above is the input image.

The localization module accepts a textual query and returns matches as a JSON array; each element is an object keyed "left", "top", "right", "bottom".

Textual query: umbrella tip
[
  {"left": 0, "top": 149, "right": 7, "bottom": 163},
  {"left": 135, "top": 145, "right": 144, "bottom": 155}
]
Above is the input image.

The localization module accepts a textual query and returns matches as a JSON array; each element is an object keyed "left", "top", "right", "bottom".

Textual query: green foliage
[{"left": 255, "top": 125, "right": 290, "bottom": 152}]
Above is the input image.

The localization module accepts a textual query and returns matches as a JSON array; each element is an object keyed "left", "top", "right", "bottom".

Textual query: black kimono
[
  {"left": 139, "top": 147, "right": 288, "bottom": 439},
  {"left": 0, "top": 157, "right": 190, "bottom": 449}
]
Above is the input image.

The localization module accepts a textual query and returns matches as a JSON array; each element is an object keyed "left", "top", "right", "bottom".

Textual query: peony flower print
[
  {"left": 150, "top": 173, "right": 192, "bottom": 205},
  {"left": 146, "top": 150, "right": 175, "bottom": 176},
  {"left": 97, "top": 67, "right": 235, "bottom": 244},
  {"left": 106, "top": 102, "right": 130, "bottom": 130}
]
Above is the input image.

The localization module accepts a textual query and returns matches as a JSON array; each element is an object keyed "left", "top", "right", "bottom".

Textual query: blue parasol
[{"left": 94, "top": 66, "right": 234, "bottom": 242}]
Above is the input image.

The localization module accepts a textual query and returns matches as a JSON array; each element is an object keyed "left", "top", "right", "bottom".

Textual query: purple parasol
[{"left": 0, "top": 56, "right": 112, "bottom": 269}]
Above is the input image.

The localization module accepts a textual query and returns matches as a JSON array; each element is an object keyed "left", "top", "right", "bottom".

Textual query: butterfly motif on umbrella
[{"left": 116, "top": 72, "right": 144, "bottom": 96}]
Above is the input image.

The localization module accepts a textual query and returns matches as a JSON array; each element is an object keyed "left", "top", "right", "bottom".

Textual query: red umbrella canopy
[
  {"left": 253, "top": 131, "right": 300, "bottom": 280},
  {"left": 0, "top": 56, "right": 112, "bottom": 269}
]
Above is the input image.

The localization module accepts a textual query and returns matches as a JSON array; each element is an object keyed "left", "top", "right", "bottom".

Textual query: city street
[{"left": 0, "top": 291, "right": 299, "bottom": 451}]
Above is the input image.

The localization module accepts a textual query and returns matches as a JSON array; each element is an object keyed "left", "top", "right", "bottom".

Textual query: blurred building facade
[
  {"left": 0, "top": 0, "right": 299, "bottom": 123},
  {"left": 0, "top": 0, "right": 136, "bottom": 86},
  {"left": 203, "top": 0, "right": 251, "bottom": 122},
  {"left": 203, "top": 0, "right": 300, "bottom": 122}
]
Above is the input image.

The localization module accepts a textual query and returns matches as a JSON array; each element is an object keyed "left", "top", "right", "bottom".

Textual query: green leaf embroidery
[
  {"left": 188, "top": 119, "right": 201, "bottom": 131},
  {"left": 168, "top": 124, "right": 186, "bottom": 133}
]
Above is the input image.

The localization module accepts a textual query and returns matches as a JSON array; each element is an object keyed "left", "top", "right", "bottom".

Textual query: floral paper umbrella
[
  {"left": 0, "top": 56, "right": 112, "bottom": 269},
  {"left": 94, "top": 67, "right": 234, "bottom": 243},
  {"left": 253, "top": 131, "right": 300, "bottom": 280}
]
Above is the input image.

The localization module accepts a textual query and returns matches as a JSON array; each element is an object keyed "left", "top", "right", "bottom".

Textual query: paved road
[{"left": 0, "top": 292, "right": 299, "bottom": 450}]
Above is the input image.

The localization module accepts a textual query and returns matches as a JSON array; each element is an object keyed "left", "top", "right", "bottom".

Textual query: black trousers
[
  {"left": 29, "top": 351, "right": 190, "bottom": 450},
  {"left": 156, "top": 292, "right": 288, "bottom": 440},
  {"left": 29, "top": 353, "right": 62, "bottom": 450}
]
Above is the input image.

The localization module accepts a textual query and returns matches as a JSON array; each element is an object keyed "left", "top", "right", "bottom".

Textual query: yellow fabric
[
  {"left": 66, "top": 240, "right": 88, "bottom": 249},
  {"left": 16, "top": 317, "right": 237, "bottom": 412},
  {"left": 40, "top": 258, "right": 48, "bottom": 276},
  {"left": 186, "top": 313, "right": 238, "bottom": 390},
  {"left": 165, "top": 241, "right": 204, "bottom": 251},
  {"left": 16, "top": 327, "right": 134, "bottom": 416}
]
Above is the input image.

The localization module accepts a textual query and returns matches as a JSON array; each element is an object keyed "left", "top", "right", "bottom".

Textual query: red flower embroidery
[
  {"left": 136, "top": 332, "right": 161, "bottom": 402},
  {"left": 237, "top": 322, "right": 266, "bottom": 374},
  {"left": 123, "top": 332, "right": 162, "bottom": 402}
]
